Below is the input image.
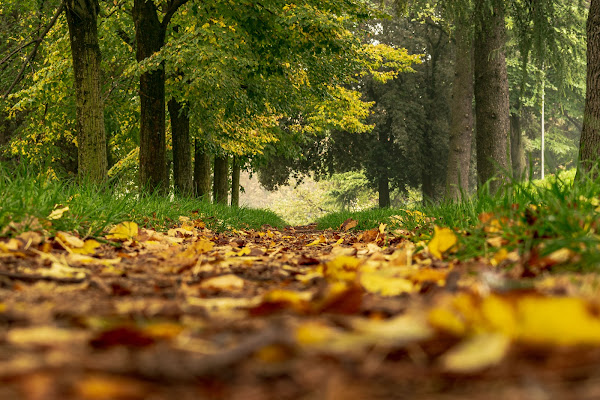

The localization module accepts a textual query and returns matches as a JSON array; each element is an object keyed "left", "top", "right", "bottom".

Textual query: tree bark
[
  {"left": 473, "top": 0, "right": 511, "bottom": 192},
  {"left": 231, "top": 157, "right": 240, "bottom": 207},
  {"left": 445, "top": 23, "right": 473, "bottom": 201},
  {"left": 194, "top": 139, "right": 211, "bottom": 199},
  {"left": 168, "top": 98, "right": 192, "bottom": 196},
  {"left": 132, "top": 0, "right": 167, "bottom": 192},
  {"left": 213, "top": 155, "right": 229, "bottom": 204},
  {"left": 65, "top": 0, "right": 107, "bottom": 184},
  {"left": 578, "top": 0, "right": 600, "bottom": 179}
]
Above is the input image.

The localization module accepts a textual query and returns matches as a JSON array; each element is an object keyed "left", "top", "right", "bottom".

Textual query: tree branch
[
  {"left": 162, "top": 0, "right": 190, "bottom": 29},
  {"left": 2, "top": 0, "right": 66, "bottom": 99}
]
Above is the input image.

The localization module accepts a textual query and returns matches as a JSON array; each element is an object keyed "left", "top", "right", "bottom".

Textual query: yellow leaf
[
  {"left": 56, "top": 231, "right": 85, "bottom": 249},
  {"left": 75, "top": 375, "right": 147, "bottom": 400},
  {"left": 515, "top": 296, "right": 600, "bottom": 345},
  {"left": 442, "top": 333, "right": 510, "bottom": 373},
  {"left": 106, "top": 222, "right": 138, "bottom": 241},
  {"left": 490, "top": 248, "right": 509, "bottom": 266},
  {"left": 48, "top": 205, "right": 69, "bottom": 220},
  {"left": 237, "top": 246, "right": 252, "bottom": 256},
  {"left": 306, "top": 235, "right": 326, "bottom": 247},
  {"left": 200, "top": 274, "right": 245, "bottom": 291},
  {"left": 295, "top": 321, "right": 339, "bottom": 346},
  {"left": 428, "top": 307, "right": 467, "bottom": 336},
  {"left": 71, "top": 239, "right": 101, "bottom": 255},
  {"left": 379, "top": 223, "right": 387, "bottom": 234},
  {"left": 546, "top": 248, "right": 573, "bottom": 265},
  {"left": 427, "top": 226, "right": 457, "bottom": 259},
  {"left": 323, "top": 256, "right": 361, "bottom": 282},
  {"left": 480, "top": 295, "right": 517, "bottom": 336},
  {"left": 360, "top": 272, "right": 415, "bottom": 296}
]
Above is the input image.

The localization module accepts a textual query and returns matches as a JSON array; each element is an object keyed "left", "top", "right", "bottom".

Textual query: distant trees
[{"left": 0, "top": 0, "right": 589, "bottom": 207}]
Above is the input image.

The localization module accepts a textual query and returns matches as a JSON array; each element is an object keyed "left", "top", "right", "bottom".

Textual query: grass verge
[
  {"left": 317, "top": 170, "right": 600, "bottom": 269},
  {"left": 0, "top": 163, "right": 286, "bottom": 237}
]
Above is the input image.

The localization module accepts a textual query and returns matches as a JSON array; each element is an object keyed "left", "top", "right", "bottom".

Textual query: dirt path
[{"left": 1, "top": 221, "right": 600, "bottom": 399}]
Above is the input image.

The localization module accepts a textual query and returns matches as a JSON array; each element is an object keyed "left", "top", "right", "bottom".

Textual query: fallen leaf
[
  {"left": 56, "top": 231, "right": 85, "bottom": 249},
  {"left": 340, "top": 218, "right": 358, "bottom": 231},
  {"left": 442, "top": 333, "right": 510, "bottom": 373},
  {"left": 74, "top": 375, "right": 148, "bottom": 400},
  {"left": 47, "top": 205, "right": 69, "bottom": 220},
  {"left": 106, "top": 222, "right": 138, "bottom": 241},
  {"left": 427, "top": 226, "right": 457, "bottom": 259},
  {"left": 200, "top": 274, "right": 245, "bottom": 291}
]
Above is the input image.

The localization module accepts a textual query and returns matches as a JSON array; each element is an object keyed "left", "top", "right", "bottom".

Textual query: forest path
[{"left": 1, "top": 219, "right": 600, "bottom": 399}]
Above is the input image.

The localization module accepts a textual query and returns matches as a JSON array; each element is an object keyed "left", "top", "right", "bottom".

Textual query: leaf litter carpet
[{"left": 2, "top": 218, "right": 600, "bottom": 399}]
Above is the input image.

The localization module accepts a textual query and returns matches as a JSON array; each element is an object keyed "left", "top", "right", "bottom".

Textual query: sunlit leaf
[
  {"left": 47, "top": 205, "right": 69, "bottom": 220},
  {"left": 427, "top": 226, "right": 458, "bottom": 259},
  {"left": 106, "top": 222, "right": 138, "bottom": 241}
]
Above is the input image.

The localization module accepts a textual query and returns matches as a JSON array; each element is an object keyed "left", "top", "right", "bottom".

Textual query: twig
[{"left": 2, "top": 0, "right": 66, "bottom": 98}]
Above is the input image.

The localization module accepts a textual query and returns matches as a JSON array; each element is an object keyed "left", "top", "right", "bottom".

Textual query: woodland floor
[{"left": 2, "top": 219, "right": 600, "bottom": 400}]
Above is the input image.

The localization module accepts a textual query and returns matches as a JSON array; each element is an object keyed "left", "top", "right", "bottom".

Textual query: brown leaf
[{"left": 340, "top": 218, "right": 359, "bottom": 231}]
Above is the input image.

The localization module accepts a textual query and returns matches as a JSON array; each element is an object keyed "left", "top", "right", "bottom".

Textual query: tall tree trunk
[
  {"left": 377, "top": 121, "right": 391, "bottom": 208},
  {"left": 231, "top": 157, "right": 240, "bottom": 207},
  {"left": 133, "top": 0, "right": 167, "bottom": 192},
  {"left": 421, "top": 23, "right": 448, "bottom": 204},
  {"left": 168, "top": 98, "right": 192, "bottom": 195},
  {"left": 578, "top": 0, "right": 600, "bottom": 179},
  {"left": 194, "top": 139, "right": 211, "bottom": 199},
  {"left": 213, "top": 155, "right": 229, "bottom": 204},
  {"left": 445, "top": 23, "right": 474, "bottom": 201},
  {"left": 473, "top": 0, "right": 511, "bottom": 192},
  {"left": 65, "top": 0, "right": 107, "bottom": 184}
]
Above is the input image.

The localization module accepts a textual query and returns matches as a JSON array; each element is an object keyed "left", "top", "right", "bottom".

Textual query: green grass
[
  {"left": 0, "top": 163, "right": 286, "bottom": 238},
  {"left": 317, "top": 170, "right": 600, "bottom": 269}
]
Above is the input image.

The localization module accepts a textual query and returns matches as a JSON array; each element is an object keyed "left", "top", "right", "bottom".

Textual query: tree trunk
[
  {"left": 378, "top": 173, "right": 390, "bottom": 208},
  {"left": 65, "top": 0, "right": 107, "bottom": 184},
  {"left": 473, "top": 0, "right": 511, "bottom": 192},
  {"left": 194, "top": 139, "right": 211, "bottom": 199},
  {"left": 213, "top": 155, "right": 229, "bottom": 204},
  {"left": 445, "top": 23, "right": 474, "bottom": 201},
  {"left": 376, "top": 121, "right": 391, "bottom": 208},
  {"left": 168, "top": 98, "right": 192, "bottom": 195},
  {"left": 578, "top": 0, "right": 600, "bottom": 179},
  {"left": 133, "top": 0, "right": 167, "bottom": 192},
  {"left": 231, "top": 157, "right": 240, "bottom": 207}
]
